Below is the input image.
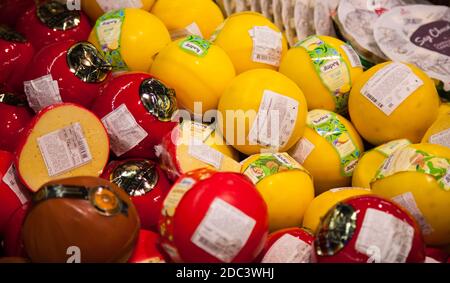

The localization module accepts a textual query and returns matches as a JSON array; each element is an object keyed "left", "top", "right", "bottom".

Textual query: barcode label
[
  {"left": 341, "top": 44, "right": 362, "bottom": 68},
  {"left": 392, "top": 192, "right": 433, "bottom": 235},
  {"left": 262, "top": 234, "right": 312, "bottom": 263},
  {"left": 429, "top": 128, "right": 450, "bottom": 148},
  {"left": 2, "top": 163, "right": 29, "bottom": 205},
  {"left": 355, "top": 208, "right": 414, "bottom": 263},
  {"left": 188, "top": 139, "right": 224, "bottom": 169},
  {"left": 249, "top": 26, "right": 283, "bottom": 66},
  {"left": 37, "top": 123, "right": 93, "bottom": 177},
  {"left": 361, "top": 63, "right": 423, "bottom": 116},
  {"left": 24, "top": 74, "right": 62, "bottom": 113},
  {"left": 290, "top": 137, "right": 315, "bottom": 164},
  {"left": 248, "top": 90, "right": 299, "bottom": 149},
  {"left": 101, "top": 104, "right": 148, "bottom": 157},
  {"left": 191, "top": 198, "right": 256, "bottom": 263}
]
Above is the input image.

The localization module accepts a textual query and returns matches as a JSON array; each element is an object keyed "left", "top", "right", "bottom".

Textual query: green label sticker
[
  {"left": 179, "top": 35, "right": 211, "bottom": 57},
  {"left": 374, "top": 139, "right": 412, "bottom": 157},
  {"left": 307, "top": 110, "right": 360, "bottom": 177},
  {"left": 296, "top": 36, "right": 352, "bottom": 114},
  {"left": 375, "top": 147, "right": 450, "bottom": 191},
  {"left": 243, "top": 153, "right": 307, "bottom": 184},
  {"left": 95, "top": 9, "right": 128, "bottom": 72}
]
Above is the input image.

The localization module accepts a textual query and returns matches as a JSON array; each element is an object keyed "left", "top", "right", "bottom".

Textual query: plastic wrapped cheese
[{"left": 373, "top": 4, "right": 450, "bottom": 92}]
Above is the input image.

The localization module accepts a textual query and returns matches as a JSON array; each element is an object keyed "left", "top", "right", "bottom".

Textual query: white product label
[
  {"left": 355, "top": 208, "right": 414, "bottom": 263},
  {"left": 430, "top": 128, "right": 450, "bottom": 148},
  {"left": 290, "top": 137, "right": 315, "bottom": 164},
  {"left": 248, "top": 90, "right": 299, "bottom": 149},
  {"left": 37, "top": 123, "right": 92, "bottom": 177},
  {"left": 24, "top": 74, "right": 62, "bottom": 113},
  {"left": 425, "top": 257, "right": 441, "bottom": 263},
  {"left": 170, "top": 22, "right": 204, "bottom": 40},
  {"left": 191, "top": 198, "right": 256, "bottom": 263},
  {"left": 96, "top": 0, "right": 143, "bottom": 12},
  {"left": 361, "top": 63, "right": 423, "bottom": 116},
  {"left": 261, "top": 234, "right": 312, "bottom": 263},
  {"left": 392, "top": 192, "right": 433, "bottom": 236},
  {"left": 341, "top": 44, "right": 362, "bottom": 68},
  {"left": 188, "top": 139, "right": 224, "bottom": 169},
  {"left": 248, "top": 26, "right": 283, "bottom": 66},
  {"left": 101, "top": 104, "right": 148, "bottom": 157},
  {"left": 2, "top": 163, "right": 29, "bottom": 205}
]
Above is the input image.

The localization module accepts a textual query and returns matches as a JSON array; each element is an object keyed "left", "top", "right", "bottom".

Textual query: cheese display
[
  {"left": 157, "top": 121, "right": 241, "bottom": 181},
  {"left": 150, "top": 35, "right": 235, "bottom": 114},
  {"left": 373, "top": 4, "right": 450, "bottom": 93},
  {"left": 15, "top": 103, "right": 110, "bottom": 192},
  {"left": 371, "top": 143, "right": 450, "bottom": 246},
  {"left": 210, "top": 12, "right": 288, "bottom": 74},
  {"left": 241, "top": 152, "right": 314, "bottom": 231},
  {"left": 279, "top": 35, "right": 363, "bottom": 113},
  {"left": 218, "top": 69, "right": 308, "bottom": 155},
  {"left": 349, "top": 62, "right": 440, "bottom": 145},
  {"left": 1, "top": 0, "right": 449, "bottom": 264},
  {"left": 88, "top": 8, "right": 171, "bottom": 72},
  {"left": 151, "top": 0, "right": 224, "bottom": 40},
  {"left": 288, "top": 109, "right": 364, "bottom": 194}
]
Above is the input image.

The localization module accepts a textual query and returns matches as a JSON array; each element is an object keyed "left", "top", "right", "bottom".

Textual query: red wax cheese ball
[
  {"left": 16, "top": 1, "right": 91, "bottom": 51},
  {"left": 15, "top": 103, "right": 110, "bottom": 192},
  {"left": 128, "top": 229, "right": 166, "bottom": 263},
  {"left": 0, "top": 94, "right": 33, "bottom": 152},
  {"left": 22, "top": 177, "right": 140, "bottom": 263},
  {"left": 0, "top": 0, "right": 34, "bottom": 27},
  {"left": 2, "top": 204, "right": 29, "bottom": 257},
  {"left": 313, "top": 195, "right": 426, "bottom": 263},
  {"left": 258, "top": 227, "right": 314, "bottom": 263},
  {"left": 91, "top": 72, "right": 178, "bottom": 159},
  {"left": 0, "top": 26, "right": 34, "bottom": 94},
  {"left": 23, "top": 40, "right": 111, "bottom": 110},
  {"left": 101, "top": 159, "right": 172, "bottom": 231},
  {"left": 159, "top": 168, "right": 269, "bottom": 263},
  {"left": 425, "top": 247, "right": 448, "bottom": 263},
  {"left": 0, "top": 151, "right": 30, "bottom": 235}
]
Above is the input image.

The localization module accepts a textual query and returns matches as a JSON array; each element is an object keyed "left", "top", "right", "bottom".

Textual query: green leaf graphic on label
[
  {"left": 95, "top": 9, "right": 128, "bottom": 72},
  {"left": 296, "top": 36, "right": 352, "bottom": 114},
  {"left": 179, "top": 35, "right": 211, "bottom": 57},
  {"left": 307, "top": 110, "right": 360, "bottom": 177},
  {"left": 374, "top": 147, "right": 450, "bottom": 191},
  {"left": 243, "top": 153, "right": 306, "bottom": 184}
]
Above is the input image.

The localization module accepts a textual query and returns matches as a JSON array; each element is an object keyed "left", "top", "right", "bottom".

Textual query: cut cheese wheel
[
  {"left": 15, "top": 103, "right": 110, "bottom": 192},
  {"left": 157, "top": 121, "right": 241, "bottom": 181}
]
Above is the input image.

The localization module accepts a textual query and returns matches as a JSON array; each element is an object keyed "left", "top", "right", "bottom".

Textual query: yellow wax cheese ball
[
  {"left": 279, "top": 35, "right": 363, "bottom": 113},
  {"left": 88, "top": 8, "right": 171, "bottom": 72},
  {"left": 151, "top": 0, "right": 224, "bottom": 39},
  {"left": 421, "top": 103, "right": 450, "bottom": 148},
  {"left": 371, "top": 143, "right": 450, "bottom": 246},
  {"left": 218, "top": 69, "right": 308, "bottom": 155},
  {"left": 288, "top": 109, "right": 364, "bottom": 195},
  {"left": 302, "top": 187, "right": 372, "bottom": 233},
  {"left": 81, "top": 0, "right": 155, "bottom": 22},
  {"left": 211, "top": 12, "right": 288, "bottom": 74},
  {"left": 349, "top": 62, "right": 440, "bottom": 145},
  {"left": 241, "top": 153, "right": 315, "bottom": 232},
  {"left": 352, "top": 139, "right": 412, "bottom": 188},
  {"left": 150, "top": 36, "right": 235, "bottom": 114}
]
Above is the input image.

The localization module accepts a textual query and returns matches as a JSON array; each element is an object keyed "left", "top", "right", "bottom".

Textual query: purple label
[{"left": 410, "top": 20, "right": 450, "bottom": 56}]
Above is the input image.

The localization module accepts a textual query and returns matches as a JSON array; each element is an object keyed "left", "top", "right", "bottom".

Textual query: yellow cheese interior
[
  {"left": 18, "top": 106, "right": 110, "bottom": 192},
  {"left": 176, "top": 143, "right": 242, "bottom": 174}
]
